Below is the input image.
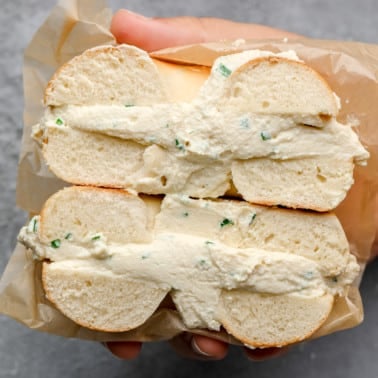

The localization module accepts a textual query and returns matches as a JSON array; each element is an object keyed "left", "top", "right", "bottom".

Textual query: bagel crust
[
  {"left": 34, "top": 45, "right": 368, "bottom": 211},
  {"left": 18, "top": 186, "right": 360, "bottom": 346}
]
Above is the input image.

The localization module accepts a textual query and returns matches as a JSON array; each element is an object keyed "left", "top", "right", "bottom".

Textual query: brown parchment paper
[{"left": 1, "top": 0, "right": 377, "bottom": 344}]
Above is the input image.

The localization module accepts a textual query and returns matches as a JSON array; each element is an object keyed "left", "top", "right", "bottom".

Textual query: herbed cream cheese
[
  {"left": 18, "top": 204, "right": 359, "bottom": 330},
  {"left": 36, "top": 48, "right": 368, "bottom": 167},
  {"left": 33, "top": 49, "right": 369, "bottom": 202},
  {"left": 34, "top": 102, "right": 368, "bottom": 200},
  {"left": 44, "top": 103, "right": 368, "bottom": 163}
]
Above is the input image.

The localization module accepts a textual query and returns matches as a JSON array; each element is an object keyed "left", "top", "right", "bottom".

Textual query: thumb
[{"left": 111, "top": 10, "right": 300, "bottom": 52}]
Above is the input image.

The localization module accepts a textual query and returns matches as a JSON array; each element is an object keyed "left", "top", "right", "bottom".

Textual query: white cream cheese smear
[
  {"left": 35, "top": 102, "right": 368, "bottom": 200},
  {"left": 33, "top": 49, "right": 369, "bottom": 205},
  {"left": 18, "top": 195, "right": 359, "bottom": 331}
]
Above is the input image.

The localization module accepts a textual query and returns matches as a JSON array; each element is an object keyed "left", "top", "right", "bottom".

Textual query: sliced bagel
[
  {"left": 18, "top": 186, "right": 359, "bottom": 343},
  {"left": 217, "top": 291, "right": 334, "bottom": 348},
  {"left": 42, "top": 261, "right": 170, "bottom": 332},
  {"left": 44, "top": 44, "right": 168, "bottom": 106},
  {"left": 35, "top": 44, "right": 368, "bottom": 211},
  {"left": 231, "top": 157, "right": 355, "bottom": 211},
  {"left": 199, "top": 51, "right": 340, "bottom": 124}
]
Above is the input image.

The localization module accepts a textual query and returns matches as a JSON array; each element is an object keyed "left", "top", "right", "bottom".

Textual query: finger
[
  {"left": 104, "top": 341, "right": 142, "bottom": 360},
  {"left": 111, "top": 10, "right": 301, "bottom": 52},
  {"left": 373, "top": 195, "right": 378, "bottom": 259},
  {"left": 244, "top": 346, "right": 290, "bottom": 361},
  {"left": 169, "top": 333, "right": 228, "bottom": 360},
  {"left": 192, "top": 335, "right": 228, "bottom": 360}
]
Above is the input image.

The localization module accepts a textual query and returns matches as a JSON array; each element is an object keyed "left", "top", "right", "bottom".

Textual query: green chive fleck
[
  {"left": 124, "top": 104, "right": 134, "bottom": 107},
  {"left": 205, "top": 241, "right": 215, "bottom": 246},
  {"left": 260, "top": 131, "right": 272, "bottom": 141},
  {"left": 304, "top": 271, "right": 314, "bottom": 280},
  {"left": 92, "top": 235, "right": 101, "bottom": 241},
  {"left": 217, "top": 63, "right": 232, "bottom": 77},
  {"left": 28, "top": 217, "right": 38, "bottom": 233},
  {"left": 240, "top": 118, "right": 250, "bottom": 129},
  {"left": 56, "top": 118, "right": 64, "bottom": 126},
  {"left": 249, "top": 213, "right": 257, "bottom": 225},
  {"left": 175, "top": 138, "right": 185, "bottom": 151},
  {"left": 183, "top": 212, "right": 189, "bottom": 217},
  {"left": 51, "top": 239, "right": 61, "bottom": 249},
  {"left": 32, "top": 218, "right": 38, "bottom": 233},
  {"left": 220, "top": 218, "right": 234, "bottom": 228},
  {"left": 141, "top": 253, "right": 150, "bottom": 260},
  {"left": 196, "top": 258, "right": 209, "bottom": 270},
  {"left": 147, "top": 136, "right": 157, "bottom": 143},
  {"left": 65, "top": 233, "right": 73, "bottom": 240}
]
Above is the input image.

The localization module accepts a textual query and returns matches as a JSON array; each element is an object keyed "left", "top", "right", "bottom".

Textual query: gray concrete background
[{"left": 1, "top": 0, "right": 377, "bottom": 377}]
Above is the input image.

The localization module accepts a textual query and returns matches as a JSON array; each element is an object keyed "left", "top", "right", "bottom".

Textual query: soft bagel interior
[
  {"left": 18, "top": 186, "right": 359, "bottom": 345},
  {"left": 35, "top": 44, "right": 368, "bottom": 211}
]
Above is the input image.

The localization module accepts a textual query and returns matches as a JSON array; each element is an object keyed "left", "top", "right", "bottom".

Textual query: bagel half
[
  {"left": 18, "top": 186, "right": 359, "bottom": 347},
  {"left": 33, "top": 44, "right": 368, "bottom": 211}
]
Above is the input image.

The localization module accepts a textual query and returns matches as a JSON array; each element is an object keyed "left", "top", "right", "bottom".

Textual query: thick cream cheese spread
[
  {"left": 35, "top": 99, "right": 368, "bottom": 198},
  {"left": 18, "top": 195, "right": 359, "bottom": 331},
  {"left": 33, "top": 49, "right": 369, "bottom": 201}
]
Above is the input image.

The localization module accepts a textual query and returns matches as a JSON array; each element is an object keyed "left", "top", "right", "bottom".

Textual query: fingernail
[{"left": 191, "top": 337, "right": 212, "bottom": 357}]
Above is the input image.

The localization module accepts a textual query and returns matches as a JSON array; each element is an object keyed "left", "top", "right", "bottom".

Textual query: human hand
[
  {"left": 104, "top": 334, "right": 289, "bottom": 361},
  {"left": 111, "top": 9, "right": 300, "bottom": 52},
  {"left": 103, "top": 9, "right": 299, "bottom": 361}
]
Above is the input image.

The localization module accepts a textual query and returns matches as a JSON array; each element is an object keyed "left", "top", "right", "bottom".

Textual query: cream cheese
[
  {"left": 33, "top": 49, "right": 369, "bottom": 200},
  {"left": 35, "top": 100, "right": 368, "bottom": 199},
  {"left": 19, "top": 206, "right": 359, "bottom": 330},
  {"left": 44, "top": 104, "right": 368, "bottom": 162}
]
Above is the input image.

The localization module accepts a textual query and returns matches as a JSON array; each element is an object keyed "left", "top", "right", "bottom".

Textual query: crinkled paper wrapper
[{"left": 0, "top": 0, "right": 377, "bottom": 344}]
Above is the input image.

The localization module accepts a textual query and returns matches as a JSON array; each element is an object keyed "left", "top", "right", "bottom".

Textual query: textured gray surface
[{"left": 0, "top": 0, "right": 377, "bottom": 377}]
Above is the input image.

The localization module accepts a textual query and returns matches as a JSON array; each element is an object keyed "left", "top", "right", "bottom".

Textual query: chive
[
  {"left": 56, "top": 118, "right": 64, "bottom": 126},
  {"left": 304, "top": 271, "right": 314, "bottom": 280},
  {"left": 92, "top": 235, "right": 101, "bottom": 241},
  {"left": 240, "top": 118, "right": 250, "bottom": 129},
  {"left": 183, "top": 212, "right": 189, "bottom": 217},
  {"left": 196, "top": 258, "right": 208, "bottom": 269},
  {"left": 205, "top": 241, "right": 215, "bottom": 246},
  {"left": 124, "top": 104, "right": 134, "bottom": 107},
  {"left": 147, "top": 136, "right": 157, "bottom": 143},
  {"left": 217, "top": 63, "right": 232, "bottom": 77},
  {"left": 141, "top": 253, "right": 150, "bottom": 260},
  {"left": 220, "top": 218, "right": 234, "bottom": 228},
  {"left": 260, "top": 131, "right": 272, "bottom": 141},
  {"left": 175, "top": 138, "right": 185, "bottom": 151},
  {"left": 51, "top": 239, "right": 61, "bottom": 249},
  {"left": 249, "top": 213, "right": 257, "bottom": 225},
  {"left": 32, "top": 218, "right": 38, "bottom": 233},
  {"left": 64, "top": 233, "right": 73, "bottom": 240},
  {"left": 28, "top": 217, "right": 38, "bottom": 233}
]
